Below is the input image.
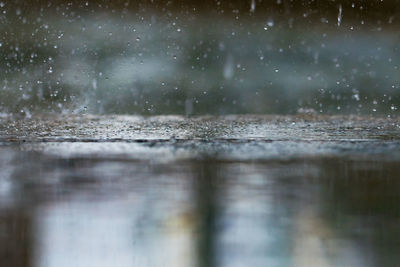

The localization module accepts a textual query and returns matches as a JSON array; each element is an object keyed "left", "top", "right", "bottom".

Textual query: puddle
[{"left": 0, "top": 115, "right": 400, "bottom": 267}]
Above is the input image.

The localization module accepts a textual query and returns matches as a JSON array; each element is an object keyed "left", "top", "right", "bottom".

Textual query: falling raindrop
[
  {"left": 250, "top": 0, "right": 256, "bottom": 13},
  {"left": 223, "top": 55, "right": 234, "bottom": 80},
  {"left": 92, "top": 79, "right": 97, "bottom": 90},
  {"left": 352, "top": 94, "right": 360, "bottom": 101},
  {"left": 267, "top": 19, "right": 274, "bottom": 27},
  {"left": 337, "top": 4, "right": 343, "bottom": 26}
]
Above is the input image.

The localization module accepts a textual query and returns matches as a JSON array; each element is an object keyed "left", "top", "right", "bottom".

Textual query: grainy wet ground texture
[{"left": 1, "top": 115, "right": 400, "bottom": 267}]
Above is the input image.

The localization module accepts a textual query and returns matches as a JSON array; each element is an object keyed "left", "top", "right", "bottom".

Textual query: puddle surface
[{"left": 1, "top": 115, "right": 400, "bottom": 267}]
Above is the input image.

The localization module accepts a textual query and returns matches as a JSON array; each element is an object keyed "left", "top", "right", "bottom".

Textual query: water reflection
[
  {"left": 0, "top": 208, "right": 34, "bottom": 267},
  {"left": 1, "top": 147, "right": 400, "bottom": 266}
]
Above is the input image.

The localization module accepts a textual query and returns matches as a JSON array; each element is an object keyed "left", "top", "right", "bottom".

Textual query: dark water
[{"left": 1, "top": 115, "right": 400, "bottom": 267}]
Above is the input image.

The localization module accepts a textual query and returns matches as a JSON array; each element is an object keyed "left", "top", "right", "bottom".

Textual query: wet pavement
[{"left": 1, "top": 115, "right": 400, "bottom": 267}]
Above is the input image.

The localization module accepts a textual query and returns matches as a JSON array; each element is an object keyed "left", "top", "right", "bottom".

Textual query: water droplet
[
  {"left": 337, "top": 4, "right": 343, "bottom": 26},
  {"left": 223, "top": 55, "right": 234, "bottom": 79},
  {"left": 92, "top": 79, "right": 97, "bottom": 90},
  {"left": 250, "top": 0, "right": 256, "bottom": 13}
]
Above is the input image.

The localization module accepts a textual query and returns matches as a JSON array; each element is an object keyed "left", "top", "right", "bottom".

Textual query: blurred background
[{"left": 0, "top": 0, "right": 399, "bottom": 116}]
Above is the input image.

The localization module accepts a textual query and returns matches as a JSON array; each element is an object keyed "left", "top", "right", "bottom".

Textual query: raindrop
[
  {"left": 250, "top": 0, "right": 256, "bottom": 13},
  {"left": 337, "top": 4, "right": 343, "bottom": 26},
  {"left": 92, "top": 79, "right": 97, "bottom": 90},
  {"left": 223, "top": 55, "right": 234, "bottom": 79}
]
